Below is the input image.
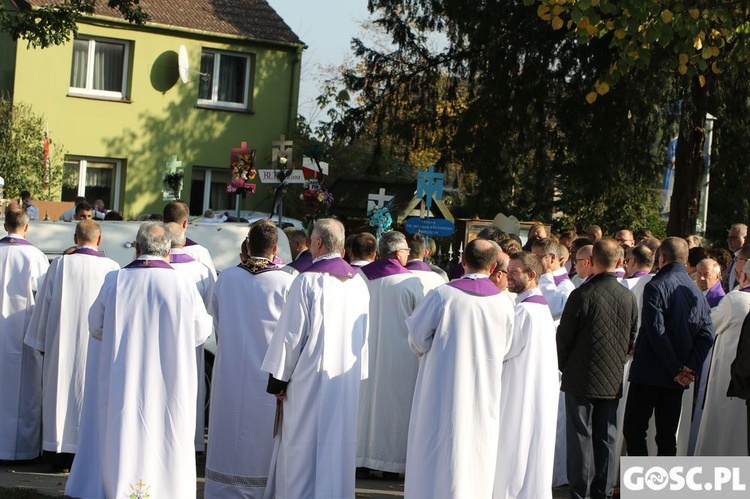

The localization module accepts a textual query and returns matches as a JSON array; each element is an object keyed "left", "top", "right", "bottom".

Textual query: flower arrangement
[
  {"left": 162, "top": 170, "right": 183, "bottom": 199},
  {"left": 226, "top": 151, "right": 257, "bottom": 195},
  {"left": 300, "top": 181, "right": 334, "bottom": 229},
  {"left": 367, "top": 206, "right": 393, "bottom": 239}
]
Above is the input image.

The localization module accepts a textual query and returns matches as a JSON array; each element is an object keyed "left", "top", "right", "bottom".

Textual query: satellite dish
[{"left": 178, "top": 45, "right": 190, "bottom": 84}]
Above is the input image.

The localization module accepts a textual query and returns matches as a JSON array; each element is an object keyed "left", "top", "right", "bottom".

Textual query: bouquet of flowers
[
  {"left": 367, "top": 206, "right": 393, "bottom": 240},
  {"left": 300, "top": 181, "right": 334, "bottom": 229},
  {"left": 227, "top": 151, "right": 257, "bottom": 194}
]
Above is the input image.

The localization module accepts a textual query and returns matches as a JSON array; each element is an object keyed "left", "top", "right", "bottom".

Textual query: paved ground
[{"left": 0, "top": 455, "right": 574, "bottom": 497}]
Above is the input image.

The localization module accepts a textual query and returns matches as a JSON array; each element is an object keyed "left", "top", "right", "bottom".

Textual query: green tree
[
  {"left": 0, "top": 98, "right": 66, "bottom": 201},
  {"left": 1, "top": 0, "right": 147, "bottom": 48},
  {"left": 527, "top": 0, "right": 750, "bottom": 235}
]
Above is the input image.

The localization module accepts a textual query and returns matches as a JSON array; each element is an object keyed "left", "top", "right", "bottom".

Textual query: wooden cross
[
  {"left": 272, "top": 134, "right": 294, "bottom": 164},
  {"left": 367, "top": 187, "right": 394, "bottom": 212}
]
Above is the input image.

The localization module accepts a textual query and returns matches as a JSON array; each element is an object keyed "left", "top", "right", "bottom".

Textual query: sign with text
[
  {"left": 404, "top": 217, "right": 454, "bottom": 237},
  {"left": 621, "top": 457, "right": 750, "bottom": 498},
  {"left": 257, "top": 169, "right": 306, "bottom": 184}
]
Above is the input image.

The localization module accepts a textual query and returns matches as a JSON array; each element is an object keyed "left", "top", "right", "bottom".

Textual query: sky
[{"left": 266, "top": 0, "right": 371, "bottom": 126}]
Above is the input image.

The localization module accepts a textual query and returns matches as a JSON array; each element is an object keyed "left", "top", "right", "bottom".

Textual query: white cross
[
  {"left": 367, "top": 187, "right": 394, "bottom": 212},
  {"left": 165, "top": 155, "right": 182, "bottom": 173},
  {"left": 272, "top": 134, "right": 293, "bottom": 164}
]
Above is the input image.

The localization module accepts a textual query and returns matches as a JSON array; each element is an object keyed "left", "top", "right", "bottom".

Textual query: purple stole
[
  {"left": 287, "top": 250, "right": 313, "bottom": 272},
  {"left": 521, "top": 293, "right": 548, "bottom": 305},
  {"left": 553, "top": 272, "right": 571, "bottom": 286},
  {"left": 184, "top": 237, "right": 198, "bottom": 247},
  {"left": 581, "top": 274, "right": 594, "bottom": 286},
  {"left": 170, "top": 253, "right": 195, "bottom": 264},
  {"left": 740, "top": 287, "right": 750, "bottom": 294},
  {"left": 627, "top": 270, "right": 650, "bottom": 279},
  {"left": 303, "top": 257, "right": 355, "bottom": 280},
  {"left": 238, "top": 258, "right": 280, "bottom": 275},
  {"left": 447, "top": 277, "right": 500, "bottom": 296},
  {"left": 361, "top": 258, "right": 411, "bottom": 280},
  {"left": 124, "top": 259, "right": 173, "bottom": 270},
  {"left": 405, "top": 260, "right": 433, "bottom": 272},
  {"left": 615, "top": 269, "right": 626, "bottom": 279},
  {"left": 0, "top": 236, "right": 32, "bottom": 246},
  {"left": 705, "top": 281, "right": 726, "bottom": 308},
  {"left": 72, "top": 247, "right": 104, "bottom": 257}
]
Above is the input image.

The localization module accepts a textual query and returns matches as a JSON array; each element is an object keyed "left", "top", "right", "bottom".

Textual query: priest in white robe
[
  {"left": 494, "top": 252, "right": 558, "bottom": 499},
  {"left": 262, "top": 218, "right": 369, "bottom": 499},
  {"left": 531, "top": 238, "right": 575, "bottom": 321},
  {"left": 0, "top": 209, "right": 49, "bottom": 461},
  {"left": 405, "top": 233, "right": 445, "bottom": 294},
  {"left": 345, "top": 232, "right": 377, "bottom": 268},
  {"left": 357, "top": 231, "right": 424, "bottom": 473},
  {"left": 166, "top": 222, "right": 217, "bottom": 451},
  {"left": 163, "top": 200, "right": 217, "bottom": 276},
  {"left": 694, "top": 261, "right": 750, "bottom": 456},
  {"left": 205, "top": 221, "right": 294, "bottom": 499},
  {"left": 405, "top": 239, "right": 513, "bottom": 498},
  {"left": 23, "top": 220, "right": 119, "bottom": 462},
  {"left": 65, "top": 222, "right": 212, "bottom": 499}
]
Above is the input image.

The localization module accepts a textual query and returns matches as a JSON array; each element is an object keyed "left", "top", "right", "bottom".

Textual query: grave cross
[
  {"left": 416, "top": 166, "right": 444, "bottom": 214},
  {"left": 165, "top": 155, "right": 182, "bottom": 173},
  {"left": 272, "top": 134, "right": 294, "bottom": 164},
  {"left": 367, "top": 188, "right": 394, "bottom": 212}
]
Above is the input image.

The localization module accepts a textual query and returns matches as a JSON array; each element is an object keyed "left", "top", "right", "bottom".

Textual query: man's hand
[{"left": 673, "top": 366, "right": 695, "bottom": 387}]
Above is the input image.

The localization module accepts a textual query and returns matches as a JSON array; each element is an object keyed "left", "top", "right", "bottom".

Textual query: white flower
[{"left": 279, "top": 157, "right": 288, "bottom": 165}]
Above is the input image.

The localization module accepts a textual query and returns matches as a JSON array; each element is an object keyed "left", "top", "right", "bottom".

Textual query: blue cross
[{"left": 416, "top": 166, "right": 444, "bottom": 214}]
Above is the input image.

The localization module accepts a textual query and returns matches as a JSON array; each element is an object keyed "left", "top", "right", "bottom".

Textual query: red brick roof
[{"left": 18, "top": 0, "right": 303, "bottom": 45}]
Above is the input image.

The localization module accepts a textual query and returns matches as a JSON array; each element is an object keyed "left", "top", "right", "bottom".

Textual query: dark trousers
[
  {"left": 565, "top": 393, "right": 619, "bottom": 499},
  {"left": 747, "top": 401, "right": 750, "bottom": 456},
  {"left": 623, "top": 382, "right": 684, "bottom": 456}
]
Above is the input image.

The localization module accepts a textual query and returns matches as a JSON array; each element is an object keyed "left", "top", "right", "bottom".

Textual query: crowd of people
[{"left": 1, "top": 204, "right": 750, "bottom": 499}]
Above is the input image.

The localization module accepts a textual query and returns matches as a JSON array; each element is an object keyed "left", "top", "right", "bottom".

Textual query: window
[
  {"left": 63, "top": 158, "right": 121, "bottom": 211},
  {"left": 190, "top": 168, "right": 234, "bottom": 216},
  {"left": 198, "top": 49, "right": 251, "bottom": 110},
  {"left": 69, "top": 37, "right": 129, "bottom": 99}
]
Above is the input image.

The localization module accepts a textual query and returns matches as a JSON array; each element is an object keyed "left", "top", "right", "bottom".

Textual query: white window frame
[
  {"left": 69, "top": 37, "right": 130, "bottom": 99},
  {"left": 197, "top": 49, "right": 252, "bottom": 110},
  {"left": 65, "top": 157, "right": 122, "bottom": 211}
]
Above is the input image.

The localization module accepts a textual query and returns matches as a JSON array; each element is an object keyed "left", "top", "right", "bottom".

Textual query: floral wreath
[
  {"left": 367, "top": 205, "right": 393, "bottom": 240},
  {"left": 300, "top": 180, "right": 334, "bottom": 230},
  {"left": 227, "top": 151, "right": 257, "bottom": 195}
]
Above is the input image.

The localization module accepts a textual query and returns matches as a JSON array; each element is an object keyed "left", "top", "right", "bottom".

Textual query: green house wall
[{"left": 9, "top": 17, "right": 302, "bottom": 219}]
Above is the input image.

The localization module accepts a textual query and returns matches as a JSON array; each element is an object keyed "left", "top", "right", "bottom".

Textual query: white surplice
[
  {"left": 205, "top": 262, "right": 294, "bottom": 499},
  {"left": 262, "top": 256, "right": 370, "bottom": 499},
  {"left": 694, "top": 289, "right": 750, "bottom": 456},
  {"left": 23, "top": 251, "right": 119, "bottom": 453},
  {"left": 404, "top": 278, "right": 514, "bottom": 499},
  {"left": 183, "top": 241, "right": 218, "bottom": 277},
  {"left": 357, "top": 264, "right": 424, "bottom": 472},
  {"left": 538, "top": 268, "right": 575, "bottom": 321},
  {"left": 171, "top": 249, "right": 217, "bottom": 452},
  {"left": 494, "top": 288, "right": 558, "bottom": 499},
  {"left": 0, "top": 235, "right": 49, "bottom": 460},
  {"left": 406, "top": 264, "right": 446, "bottom": 295},
  {"left": 66, "top": 258, "right": 212, "bottom": 499}
]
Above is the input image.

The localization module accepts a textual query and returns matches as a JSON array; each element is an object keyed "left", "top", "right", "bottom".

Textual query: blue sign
[{"left": 404, "top": 217, "right": 455, "bottom": 237}]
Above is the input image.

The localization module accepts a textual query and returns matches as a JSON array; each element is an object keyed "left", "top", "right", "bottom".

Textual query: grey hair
[
  {"left": 378, "top": 231, "right": 406, "bottom": 257},
  {"left": 313, "top": 218, "right": 345, "bottom": 254},
  {"left": 165, "top": 222, "right": 186, "bottom": 248},
  {"left": 136, "top": 222, "right": 171, "bottom": 257},
  {"left": 698, "top": 258, "right": 721, "bottom": 276}
]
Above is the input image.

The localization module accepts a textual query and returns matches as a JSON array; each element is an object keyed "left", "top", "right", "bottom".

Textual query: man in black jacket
[
  {"left": 624, "top": 237, "right": 714, "bottom": 458},
  {"left": 558, "top": 237, "right": 638, "bottom": 499}
]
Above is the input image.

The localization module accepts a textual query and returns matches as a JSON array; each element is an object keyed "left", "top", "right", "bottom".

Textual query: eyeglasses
[
  {"left": 535, "top": 253, "right": 550, "bottom": 260},
  {"left": 575, "top": 258, "right": 589, "bottom": 263},
  {"left": 396, "top": 247, "right": 410, "bottom": 252},
  {"left": 492, "top": 269, "right": 508, "bottom": 276}
]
